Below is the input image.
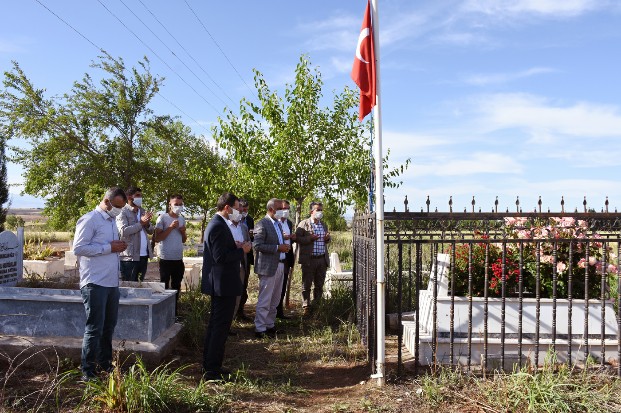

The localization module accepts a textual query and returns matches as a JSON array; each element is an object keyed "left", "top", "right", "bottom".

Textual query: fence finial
[
  {"left": 561, "top": 196, "right": 565, "bottom": 213},
  {"left": 472, "top": 196, "right": 476, "bottom": 213},
  {"left": 538, "top": 196, "right": 542, "bottom": 213},
  {"left": 404, "top": 195, "right": 409, "bottom": 212},
  {"left": 426, "top": 195, "right": 430, "bottom": 213},
  {"left": 495, "top": 196, "right": 498, "bottom": 213},
  {"left": 515, "top": 196, "right": 520, "bottom": 213},
  {"left": 583, "top": 196, "right": 587, "bottom": 213},
  {"left": 605, "top": 196, "right": 609, "bottom": 213},
  {"left": 449, "top": 196, "right": 453, "bottom": 213}
]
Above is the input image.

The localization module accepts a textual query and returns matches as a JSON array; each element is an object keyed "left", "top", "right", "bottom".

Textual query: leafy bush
[
  {"left": 23, "top": 239, "right": 58, "bottom": 260},
  {"left": 4, "top": 214, "right": 25, "bottom": 230}
]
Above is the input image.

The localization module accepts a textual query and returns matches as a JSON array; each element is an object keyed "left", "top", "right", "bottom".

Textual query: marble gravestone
[{"left": 0, "top": 230, "right": 22, "bottom": 286}]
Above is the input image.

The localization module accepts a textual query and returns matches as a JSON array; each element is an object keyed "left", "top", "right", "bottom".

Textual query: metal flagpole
[{"left": 369, "top": 0, "right": 385, "bottom": 386}]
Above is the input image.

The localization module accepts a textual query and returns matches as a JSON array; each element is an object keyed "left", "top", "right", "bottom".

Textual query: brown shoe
[{"left": 302, "top": 307, "right": 311, "bottom": 317}]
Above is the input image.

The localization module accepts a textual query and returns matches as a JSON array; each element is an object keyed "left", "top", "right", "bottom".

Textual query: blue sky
[{"left": 1, "top": 0, "right": 621, "bottom": 213}]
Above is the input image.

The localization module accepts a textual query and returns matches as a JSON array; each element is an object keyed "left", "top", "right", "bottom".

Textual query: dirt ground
[{"left": 4, "top": 208, "right": 429, "bottom": 412}]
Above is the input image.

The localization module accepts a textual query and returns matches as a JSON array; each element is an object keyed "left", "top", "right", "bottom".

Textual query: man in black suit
[
  {"left": 237, "top": 198, "right": 254, "bottom": 321},
  {"left": 201, "top": 192, "right": 252, "bottom": 381}
]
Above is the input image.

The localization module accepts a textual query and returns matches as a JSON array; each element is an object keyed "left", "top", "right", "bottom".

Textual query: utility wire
[
  {"left": 34, "top": 0, "right": 104, "bottom": 52},
  {"left": 117, "top": 0, "right": 230, "bottom": 108},
  {"left": 136, "top": 0, "right": 236, "bottom": 106},
  {"left": 96, "top": 0, "right": 223, "bottom": 117},
  {"left": 183, "top": 0, "right": 255, "bottom": 96},
  {"left": 32, "top": 0, "right": 211, "bottom": 134}
]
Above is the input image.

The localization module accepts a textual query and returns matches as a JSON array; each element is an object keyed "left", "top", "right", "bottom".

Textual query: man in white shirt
[{"left": 74, "top": 187, "right": 128, "bottom": 381}]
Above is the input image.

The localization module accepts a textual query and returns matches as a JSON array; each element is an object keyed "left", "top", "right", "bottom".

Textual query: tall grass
[
  {"left": 414, "top": 355, "right": 621, "bottom": 412},
  {"left": 82, "top": 357, "right": 228, "bottom": 413},
  {"left": 177, "top": 284, "right": 211, "bottom": 349}
]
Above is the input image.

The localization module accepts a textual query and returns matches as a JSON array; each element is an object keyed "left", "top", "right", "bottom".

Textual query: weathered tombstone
[{"left": 0, "top": 230, "right": 22, "bottom": 286}]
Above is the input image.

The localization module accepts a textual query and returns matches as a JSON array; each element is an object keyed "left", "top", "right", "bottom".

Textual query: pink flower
[
  {"left": 517, "top": 230, "right": 531, "bottom": 239},
  {"left": 607, "top": 264, "right": 618, "bottom": 274},
  {"left": 589, "top": 256, "right": 597, "bottom": 266},
  {"left": 504, "top": 217, "right": 517, "bottom": 226},
  {"left": 577, "top": 220, "right": 588, "bottom": 229},
  {"left": 578, "top": 258, "right": 587, "bottom": 269},
  {"left": 557, "top": 262, "right": 567, "bottom": 273},
  {"left": 560, "top": 217, "right": 575, "bottom": 227}
]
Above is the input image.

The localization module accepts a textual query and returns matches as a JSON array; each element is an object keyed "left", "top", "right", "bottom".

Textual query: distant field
[{"left": 6, "top": 208, "right": 45, "bottom": 223}]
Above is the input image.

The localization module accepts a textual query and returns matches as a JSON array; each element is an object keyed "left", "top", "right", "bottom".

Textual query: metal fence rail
[{"left": 352, "top": 197, "right": 621, "bottom": 376}]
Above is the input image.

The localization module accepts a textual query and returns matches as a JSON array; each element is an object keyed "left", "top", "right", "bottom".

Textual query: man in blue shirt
[{"left": 74, "top": 187, "right": 128, "bottom": 380}]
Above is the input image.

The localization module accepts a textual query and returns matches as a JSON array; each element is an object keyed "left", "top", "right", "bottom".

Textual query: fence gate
[
  {"left": 352, "top": 196, "right": 621, "bottom": 376},
  {"left": 352, "top": 212, "right": 376, "bottom": 371}
]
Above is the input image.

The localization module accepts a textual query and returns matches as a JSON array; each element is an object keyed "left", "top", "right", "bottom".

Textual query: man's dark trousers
[{"left": 202, "top": 295, "right": 237, "bottom": 374}]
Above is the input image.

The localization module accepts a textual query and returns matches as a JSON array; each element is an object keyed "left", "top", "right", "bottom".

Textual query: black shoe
[
  {"left": 236, "top": 312, "right": 252, "bottom": 322},
  {"left": 228, "top": 330, "right": 238, "bottom": 336},
  {"left": 276, "top": 312, "right": 290, "bottom": 320},
  {"left": 203, "top": 369, "right": 233, "bottom": 382},
  {"left": 265, "top": 327, "right": 283, "bottom": 337},
  {"left": 81, "top": 373, "right": 97, "bottom": 382},
  {"left": 255, "top": 331, "right": 266, "bottom": 339}
]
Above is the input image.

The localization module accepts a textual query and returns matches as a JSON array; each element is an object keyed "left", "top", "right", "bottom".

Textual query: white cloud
[
  {"left": 462, "top": 0, "right": 603, "bottom": 18},
  {"left": 415, "top": 152, "right": 523, "bottom": 176},
  {"left": 471, "top": 93, "right": 621, "bottom": 138},
  {"left": 465, "top": 67, "right": 556, "bottom": 86}
]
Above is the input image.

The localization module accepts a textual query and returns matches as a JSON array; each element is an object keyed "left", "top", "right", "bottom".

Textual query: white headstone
[{"left": 0, "top": 230, "right": 22, "bottom": 286}]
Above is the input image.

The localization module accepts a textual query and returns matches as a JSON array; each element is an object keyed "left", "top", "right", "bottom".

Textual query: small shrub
[
  {"left": 23, "top": 239, "right": 58, "bottom": 260},
  {"left": 4, "top": 214, "right": 25, "bottom": 230},
  {"left": 177, "top": 284, "right": 211, "bottom": 349}
]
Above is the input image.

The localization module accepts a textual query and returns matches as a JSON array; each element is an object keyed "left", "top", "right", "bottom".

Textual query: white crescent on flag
[{"left": 356, "top": 27, "right": 370, "bottom": 64}]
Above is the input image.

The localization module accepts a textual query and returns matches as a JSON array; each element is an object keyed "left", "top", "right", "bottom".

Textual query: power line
[
  {"left": 32, "top": 0, "right": 211, "bottom": 134},
  {"left": 117, "top": 0, "right": 231, "bottom": 108},
  {"left": 34, "top": 0, "right": 104, "bottom": 52},
  {"left": 183, "top": 0, "right": 255, "bottom": 96},
  {"left": 95, "top": 0, "right": 223, "bottom": 117},
  {"left": 136, "top": 0, "right": 236, "bottom": 106}
]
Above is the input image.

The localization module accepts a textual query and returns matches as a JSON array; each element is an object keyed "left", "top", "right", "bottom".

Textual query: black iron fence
[{"left": 352, "top": 197, "right": 621, "bottom": 375}]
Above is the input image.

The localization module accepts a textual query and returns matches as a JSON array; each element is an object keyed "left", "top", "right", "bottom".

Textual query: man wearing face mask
[
  {"left": 201, "top": 192, "right": 252, "bottom": 381},
  {"left": 295, "top": 201, "right": 331, "bottom": 316},
  {"left": 117, "top": 187, "right": 154, "bottom": 282},
  {"left": 276, "top": 200, "right": 296, "bottom": 319},
  {"left": 253, "top": 199, "right": 291, "bottom": 338},
  {"left": 154, "top": 194, "right": 187, "bottom": 301},
  {"left": 73, "top": 187, "right": 128, "bottom": 381}
]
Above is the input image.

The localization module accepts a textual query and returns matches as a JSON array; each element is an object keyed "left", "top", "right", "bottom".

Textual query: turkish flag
[{"left": 351, "top": 0, "right": 376, "bottom": 121}]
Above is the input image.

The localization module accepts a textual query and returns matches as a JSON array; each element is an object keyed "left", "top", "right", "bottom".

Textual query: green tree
[
  {"left": 214, "top": 55, "right": 407, "bottom": 225},
  {"left": 143, "top": 121, "right": 233, "bottom": 239},
  {"left": 0, "top": 137, "right": 9, "bottom": 230},
  {"left": 0, "top": 54, "right": 174, "bottom": 230}
]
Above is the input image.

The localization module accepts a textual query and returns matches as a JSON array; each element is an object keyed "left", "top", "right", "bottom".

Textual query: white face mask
[
  {"left": 282, "top": 210, "right": 290, "bottom": 219},
  {"left": 314, "top": 211, "right": 323, "bottom": 220},
  {"left": 132, "top": 197, "right": 143, "bottom": 207},
  {"left": 274, "top": 210, "right": 285, "bottom": 220},
  {"left": 242, "top": 212, "right": 248, "bottom": 218},
  {"left": 229, "top": 207, "right": 241, "bottom": 222},
  {"left": 171, "top": 205, "right": 184, "bottom": 215},
  {"left": 107, "top": 206, "right": 123, "bottom": 218}
]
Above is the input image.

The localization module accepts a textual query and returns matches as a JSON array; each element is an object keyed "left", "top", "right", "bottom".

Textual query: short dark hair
[
  {"left": 310, "top": 201, "right": 322, "bottom": 211},
  {"left": 282, "top": 199, "right": 290, "bottom": 206},
  {"left": 169, "top": 194, "right": 183, "bottom": 202},
  {"left": 217, "top": 192, "right": 239, "bottom": 211},
  {"left": 104, "top": 187, "right": 127, "bottom": 202},
  {"left": 239, "top": 198, "right": 249, "bottom": 208},
  {"left": 126, "top": 186, "right": 141, "bottom": 196}
]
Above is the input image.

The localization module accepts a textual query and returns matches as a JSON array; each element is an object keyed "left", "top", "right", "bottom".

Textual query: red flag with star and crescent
[{"left": 351, "top": 0, "right": 376, "bottom": 121}]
